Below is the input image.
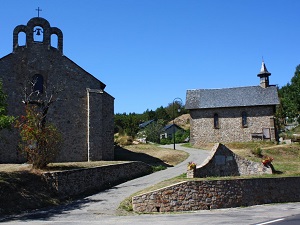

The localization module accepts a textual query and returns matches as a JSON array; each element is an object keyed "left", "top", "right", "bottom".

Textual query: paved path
[
  {"left": 2, "top": 145, "right": 300, "bottom": 225},
  {"left": 1, "top": 144, "right": 210, "bottom": 221}
]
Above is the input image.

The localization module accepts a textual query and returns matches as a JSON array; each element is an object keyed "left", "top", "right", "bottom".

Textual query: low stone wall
[
  {"left": 43, "top": 161, "right": 152, "bottom": 197},
  {"left": 190, "top": 143, "right": 272, "bottom": 178},
  {"left": 132, "top": 177, "right": 300, "bottom": 213}
]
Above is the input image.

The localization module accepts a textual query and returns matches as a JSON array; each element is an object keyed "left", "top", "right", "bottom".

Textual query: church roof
[{"left": 185, "top": 85, "right": 279, "bottom": 110}]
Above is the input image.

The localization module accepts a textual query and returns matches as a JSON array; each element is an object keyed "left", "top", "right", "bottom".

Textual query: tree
[
  {"left": 0, "top": 80, "right": 15, "bottom": 130},
  {"left": 278, "top": 65, "right": 300, "bottom": 125},
  {"left": 15, "top": 79, "right": 62, "bottom": 169},
  {"left": 155, "top": 106, "right": 170, "bottom": 122},
  {"left": 164, "top": 101, "right": 186, "bottom": 120},
  {"left": 16, "top": 105, "right": 61, "bottom": 169},
  {"left": 144, "top": 119, "right": 164, "bottom": 143}
]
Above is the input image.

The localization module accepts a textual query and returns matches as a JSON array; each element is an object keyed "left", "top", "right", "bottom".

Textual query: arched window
[
  {"left": 18, "top": 31, "right": 26, "bottom": 46},
  {"left": 51, "top": 33, "right": 58, "bottom": 48},
  {"left": 32, "top": 74, "right": 44, "bottom": 94},
  {"left": 242, "top": 111, "right": 248, "bottom": 127},
  {"left": 214, "top": 113, "right": 219, "bottom": 129}
]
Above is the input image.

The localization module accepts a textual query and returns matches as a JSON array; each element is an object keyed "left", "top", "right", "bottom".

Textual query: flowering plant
[
  {"left": 262, "top": 155, "right": 274, "bottom": 166},
  {"left": 188, "top": 161, "right": 197, "bottom": 170}
]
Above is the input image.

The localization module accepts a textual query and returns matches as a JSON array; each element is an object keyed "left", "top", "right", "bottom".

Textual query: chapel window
[
  {"left": 32, "top": 74, "right": 44, "bottom": 94},
  {"left": 242, "top": 111, "right": 248, "bottom": 128},
  {"left": 214, "top": 113, "right": 219, "bottom": 129}
]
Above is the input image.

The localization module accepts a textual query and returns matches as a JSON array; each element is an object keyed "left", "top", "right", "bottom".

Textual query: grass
[
  {"left": 227, "top": 142, "right": 300, "bottom": 176},
  {"left": 115, "top": 144, "right": 189, "bottom": 167},
  {"left": 118, "top": 141, "right": 300, "bottom": 213}
]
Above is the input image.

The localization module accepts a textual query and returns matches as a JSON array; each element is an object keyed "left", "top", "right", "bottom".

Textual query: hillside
[{"left": 170, "top": 113, "right": 190, "bottom": 130}]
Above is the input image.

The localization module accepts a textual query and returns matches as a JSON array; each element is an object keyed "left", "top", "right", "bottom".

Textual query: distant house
[
  {"left": 137, "top": 120, "right": 155, "bottom": 143},
  {"left": 139, "top": 120, "right": 155, "bottom": 129},
  {"left": 160, "top": 124, "right": 184, "bottom": 139},
  {"left": 185, "top": 61, "right": 280, "bottom": 145}
]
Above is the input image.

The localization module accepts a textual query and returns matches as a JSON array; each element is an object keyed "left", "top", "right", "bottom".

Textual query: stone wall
[
  {"left": 43, "top": 161, "right": 152, "bottom": 197},
  {"left": 132, "top": 177, "right": 300, "bottom": 213},
  {"left": 188, "top": 143, "right": 272, "bottom": 178},
  {"left": 189, "top": 105, "right": 276, "bottom": 145}
]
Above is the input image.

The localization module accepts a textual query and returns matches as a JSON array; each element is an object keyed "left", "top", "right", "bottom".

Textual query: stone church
[
  {"left": 186, "top": 61, "right": 280, "bottom": 145},
  {"left": 0, "top": 17, "right": 114, "bottom": 163}
]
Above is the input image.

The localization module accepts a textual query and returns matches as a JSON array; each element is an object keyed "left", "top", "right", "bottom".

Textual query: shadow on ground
[
  {"left": 114, "top": 146, "right": 172, "bottom": 167},
  {"left": 0, "top": 197, "right": 102, "bottom": 222}
]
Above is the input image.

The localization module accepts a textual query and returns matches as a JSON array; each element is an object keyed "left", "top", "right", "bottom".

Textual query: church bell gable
[{"left": 13, "top": 17, "right": 63, "bottom": 54}]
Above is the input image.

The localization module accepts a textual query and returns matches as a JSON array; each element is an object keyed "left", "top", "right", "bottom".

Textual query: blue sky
[{"left": 0, "top": 0, "right": 299, "bottom": 114}]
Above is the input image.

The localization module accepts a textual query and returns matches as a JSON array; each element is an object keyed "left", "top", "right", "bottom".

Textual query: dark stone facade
[{"left": 0, "top": 17, "right": 114, "bottom": 163}]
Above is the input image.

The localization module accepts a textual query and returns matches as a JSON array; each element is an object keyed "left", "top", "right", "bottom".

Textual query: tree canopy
[
  {"left": 114, "top": 102, "right": 187, "bottom": 138},
  {"left": 0, "top": 80, "right": 15, "bottom": 130},
  {"left": 277, "top": 65, "right": 300, "bottom": 125}
]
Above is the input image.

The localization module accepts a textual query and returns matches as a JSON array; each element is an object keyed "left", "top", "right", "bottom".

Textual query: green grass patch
[{"left": 152, "top": 165, "right": 167, "bottom": 172}]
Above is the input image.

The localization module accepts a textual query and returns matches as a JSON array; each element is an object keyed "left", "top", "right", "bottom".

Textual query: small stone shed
[{"left": 188, "top": 143, "right": 272, "bottom": 178}]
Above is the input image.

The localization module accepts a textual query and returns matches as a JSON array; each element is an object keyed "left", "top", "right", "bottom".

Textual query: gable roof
[
  {"left": 185, "top": 85, "right": 279, "bottom": 110},
  {"left": 163, "top": 124, "right": 179, "bottom": 131},
  {"left": 139, "top": 119, "right": 155, "bottom": 129}
]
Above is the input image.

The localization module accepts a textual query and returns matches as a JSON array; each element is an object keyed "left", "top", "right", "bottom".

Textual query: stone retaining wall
[
  {"left": 189, "top": 143, "right": 272, "bottom": 178},
  {"left": 132, "top": 177, "right": 300, "bottom": 213},
  {"left": 43, "top": 161, "right": 152, "bottom": 197}
]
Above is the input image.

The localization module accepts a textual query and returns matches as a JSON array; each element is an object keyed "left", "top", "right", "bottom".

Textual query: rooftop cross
[{"left": 36, "top": 7, "right": 42, "bottom": 17}]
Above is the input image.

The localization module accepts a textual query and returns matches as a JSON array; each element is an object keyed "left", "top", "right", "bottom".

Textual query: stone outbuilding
[
  {"left": 0, "top": 17, "right": 114, "bottom": 163},
  {"left": 187, "top": 143, "right": 272, "bottom": 178},
  {"left": 185, "top": 62, "right": 280, "bottom": 145}
]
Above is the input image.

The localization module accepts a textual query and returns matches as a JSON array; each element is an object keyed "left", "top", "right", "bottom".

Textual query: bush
[
  {"left": 115, "top": 135, "right": 133, "bottom": 146},
  {"left": 251, "top": 147, "right": 263, "bottom": 157},
  {"left": 16, "top": 105, "right": 62, "bottom": 169}
]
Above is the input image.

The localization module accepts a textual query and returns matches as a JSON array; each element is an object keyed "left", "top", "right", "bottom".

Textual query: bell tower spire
[{"left": 257, "top": 60, "right": 271, "bottom": 88}]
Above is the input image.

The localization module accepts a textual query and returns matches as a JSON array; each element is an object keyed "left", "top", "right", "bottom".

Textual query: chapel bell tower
[{"left": 257, "top": 60, "right": 271, "bottom": 88}]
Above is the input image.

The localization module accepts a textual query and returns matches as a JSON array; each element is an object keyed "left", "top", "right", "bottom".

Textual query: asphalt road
[{"left": 1, "top": 144, "right": 299, "bottom": 225}]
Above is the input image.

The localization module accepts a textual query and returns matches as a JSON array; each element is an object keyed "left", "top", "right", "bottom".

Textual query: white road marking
[{"left": 256, "top": 218, "right": 285, "bottom": 225}]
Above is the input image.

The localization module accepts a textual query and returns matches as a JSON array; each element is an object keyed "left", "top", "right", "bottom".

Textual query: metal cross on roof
[{"left": 36, "top": 7, "right": 42, "bottom": 17}]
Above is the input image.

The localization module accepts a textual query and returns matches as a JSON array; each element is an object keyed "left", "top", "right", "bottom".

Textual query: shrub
[
  {"left": 251, "top": 147, "right": 263, "bottom": 157},
  {"left": 16, "top": 105, "right": 62, "bottom": 169}
]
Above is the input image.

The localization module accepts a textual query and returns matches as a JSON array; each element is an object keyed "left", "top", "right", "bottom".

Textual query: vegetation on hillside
[
  {"left": 115, "top": 101, "right": 187, "bottom": 135},
  {"left": 276, "top": 64, "right": 300, "bottom": 128},
  {"left": 0, "top": 79, "right": 15, "bottom": 131}
]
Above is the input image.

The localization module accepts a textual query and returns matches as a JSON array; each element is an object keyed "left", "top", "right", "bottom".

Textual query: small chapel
[
  {"left": 186, "top": 61, "right": 280, "bottom": 145},
  {"left": 0, "top": 16, "right": 114, "bottom": 163}
]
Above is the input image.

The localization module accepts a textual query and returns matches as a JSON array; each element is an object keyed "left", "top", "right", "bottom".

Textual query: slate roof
[
  {"left": 162, "top": 124, "right": 181, "bottom": 131},
  {"left": 139, "top": 120, "right": 155, "bottom": 129},
  {"left": 185, "top": 85, "right": 279, "bottom": 109}
]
